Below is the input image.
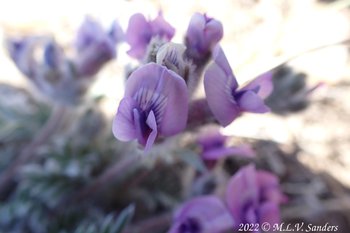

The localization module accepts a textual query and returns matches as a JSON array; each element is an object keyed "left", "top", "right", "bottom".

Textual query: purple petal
[
  {"left": 133, "top": 108, "right": 146, "bottom": 145},
  {"left": 7, "top": 37, "right": 37, "bottom": 78},
  {"left": 43, "top": 40, "right": 63, "bottom": 69},
  {"left": 150, "top": 12, "right": 175, "bottom": 40},
  {"left": 258, "top": 202, "right": 281, "bottom": 225},
  {"left": 185, "top": 13, "right": 223, "bottom": 56},
  {"left": 75, "top": 17, "right": 105, "bottom": 53},
  {"left": 197, "top": 131, "right": 227, "bottom": 152},
  {"left": 170, "top": 195, "right": 234, "bottom": 233},
  {"left": 226, "top": 165, "right": 259, "bottom": 224},
  {"left": 126, "top": 13, "right": 152, "bottom": 59},
  {"left": 113, "top": 97, "right": 138, "bottom": 141},
  {"left": 158, "top": 70, "right": 188, "bottom": 135},
  {"left": 202, "top": 17, "right": 223, "bottom": 50},
  {"left": 202, "top": 145, "right": 255, "bottom": 160},
  {"left": 74, "top": 37, "right": 115, "bottom": 77},
  {"left": 125, "top": 63, "right": 188, "bottom": 136},
  {"left": 237, "top": 90, "right": 270, "bottom": 113},
  {"left": 144, "top": 110, "right": 158, "bottom": 151},
  {"left": 257, "top": 171, "right": 284, "bottom": 204},
  {"left": 127, "top": 45, "right": 147, "bottom": 60},
  {"left": 211, "top": 46, "right": 238, "bottom": 88},
  {"left": 256, "top": 171, "right": 279, "bottom": 190},
  {"left": 241, "top": 72, "right": 273, "bottom": 99},
  {"left": 109, "top": 20, "right": 125, "bottom": 43},
  {"left": 202, "top": 147, "right": 234, "bottom": 160},
  {"left": 204, "top": 61, "right": 240, "bottom": 127},
  {"left": 185, "top": 13, "right": 206, "bottom": 49},
  {"left": 245, "top": 206, "right": 258, "bottom": 225},
  {"left": 73, "top": 17, "right": 117, "bottom": 77}
]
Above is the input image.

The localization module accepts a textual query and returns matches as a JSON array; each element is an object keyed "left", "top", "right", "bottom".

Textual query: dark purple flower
[
  {"left": 198, "top": 130, "right": 255, "bottom": 161},
  {"left": 126, "top": 12, "right": 175, "bottom": 60},
  {"left": 204, "top": 46, "right": 273, "bottom": 126},
  {"left": 113, "top": 63, "right": 188, "bottom": 150},
  {"left": 226, "top": 165, "right": 284, "bottom": 230},
  {"left": 43, "top": 39, "right": 66, "bottom": 70},
  {"left": 73, "top": 17, "right": 122, "bottom": 77},
  {"left": 185, "top": 13, "right": 223, "bottom": 64},
  {"left": 168, "top": 196, "right": 234, "bottom": 233}
]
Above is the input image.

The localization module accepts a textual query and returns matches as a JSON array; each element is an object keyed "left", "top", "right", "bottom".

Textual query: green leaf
[
  {"left": 176, "top": 150, "right": 208, "bottom": 173},
  {"left": 111, "top": 204, "right": 135, "bottom": 233}
]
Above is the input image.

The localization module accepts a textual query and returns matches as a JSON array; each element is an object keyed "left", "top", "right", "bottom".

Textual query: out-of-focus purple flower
[
  {"left": 113, "top": 63, "right": 188, "bottom": 151},
  {"left": 204, "top": 46, "right": 273, "bottom": 127},
  {"left": 226, "top": 165, "right": 284, "bottom": 230},
  {"left": 7, "top": 37, "right": 38, "bottom": 79},
  {"left": 126, "top": 12, "right": 175, "bottom": 60},
  {"left": 7, "top": 37, "right": 85, "bottom": 104},
  {"left": 73, "top": 17, "right": 123, "bottom": 77},
  {"left": 43, "top": 39, "right": 66, "bottom": 71},
  {"left": 185, "top": 13, "right": 223, "bottom": 64},
  {"left": 6, "top": 17, "right": 121, "bottom": 105},
  {"left": 168, "top": 196, "right": 234, "bottom": 233},
  {"left": 198, "top": 130, "right": 255, "bottom": 161}
]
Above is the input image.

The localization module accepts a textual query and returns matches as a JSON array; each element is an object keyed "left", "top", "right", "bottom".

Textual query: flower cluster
[
  {"left": 168, "top": 165, "right": 285, "bottom": 233},
  {"left": 7, "top": 17, "right": 123, "bottom": 105},
  {"left": 126, "top": 12, "right": 175, "bottom": 60},
  {"left": 113, "top": 12, "right": 272, "bottom": 151}
]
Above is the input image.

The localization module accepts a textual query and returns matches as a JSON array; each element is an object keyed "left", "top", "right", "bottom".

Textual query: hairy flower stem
[
  {"left": 124, "top": 212, "right": 172, "bottom": 233},
  {"left": 187, "top": 98, "right": 217, "bottom": 130},
  {"left": 0, "top": 105, "right": 66, "bottom": 196}
]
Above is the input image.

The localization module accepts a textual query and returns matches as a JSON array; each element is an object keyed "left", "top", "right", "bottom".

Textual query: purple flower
[
  {"left": 73, "top": 17, "right": 122, "bottom": 77},
  {"left": 7, "top": 37, "right": 85, "bottom": 104},
  {"left": 43, "top": 40, "right": 64, "bottom": 69},
  {"left": 113, "top": 63, "right": 188, "bottom": 150},
  {"left": 185, "top": 13, "right": 223, "bottom": 64},
  {"left": 126, "top": 12, "right": 175, "bottom": 60},
  {"left": 168, "top": 196, "right": 234, "bottom": 233},
  {"left": 226, "top": 165, "right": 284, "bottom": 230},
  {"left": 7, "top": 37, "right": 39, "bottom": 79},
  {"left": 204, "top": 46, "right": 273, "bottom": 127},
  {"left": 198, "top": 130, "right": 255, "bottom": 161},
  {"left": 6, "top": 17, "right": 121, "bottom": 105}
]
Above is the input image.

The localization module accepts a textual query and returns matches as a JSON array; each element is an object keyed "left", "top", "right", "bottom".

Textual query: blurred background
[{"left": 0, "top": 0, "right": 350, "bottom": 232}]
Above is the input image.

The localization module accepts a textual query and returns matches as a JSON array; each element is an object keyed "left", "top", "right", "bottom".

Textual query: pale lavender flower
[
  {"left": 7, "top": 37, "right": 84, "bottom": 104},
  {"left": 113, "top": 63, "right": 188, "bottom": 150},
  {"left": 198, "top": 130, "right": 255, "bottom": 161},
  {"left": 168, "top": 196, "right": 234, "bottom": 233},
  {"left": 7, "top": 37, "right": 39, "bottom": 79},
  {"left": 126, "top": 12, "right": 175, "bottom": 60},
  {"left": 73, "top": 17, "right": 123, "bottom": 77},
  {"left": 6, "top": 18, "right": 122, "bottom": 105},
  {"left": 204, "top": 46, "right": 273, "bottom": 127},
  {"left": 185, "top": 13, "right": 223, "bottom": 65},
  {"left": 226, "top": 165, "right": 284, "bottom": 231}
]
